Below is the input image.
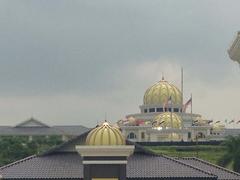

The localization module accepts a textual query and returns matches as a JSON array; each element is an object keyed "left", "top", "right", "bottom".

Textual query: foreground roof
[
  {"left": 0, "top": 153, "right": 83, "bottom": 179},
  {"left": 0, "top": 152, "right": 216, "bottom": 179},
  {"left": 0, "top": 131, "right": 239, "bottom": 179},
  {"left": 127, "top": 153, "right": 215, "bottom": 179},
  {"left": 176, "top": 157, "right": 240, "bottom": 180}
]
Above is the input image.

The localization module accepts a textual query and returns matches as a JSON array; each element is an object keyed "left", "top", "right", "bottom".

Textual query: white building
[{"left": 118, "top": 78, "right": 227, "bottom": 142}]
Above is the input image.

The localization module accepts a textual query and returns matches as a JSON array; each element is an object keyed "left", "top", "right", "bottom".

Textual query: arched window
[
  {"left": 197, "top": 132, "right": 205, "bottom": 138},
  {"left": 127, "top": 132, "right": 137, "bottom": 139},
  {"left": 188, "top": 132, "right": 191, "bottom": 139}
]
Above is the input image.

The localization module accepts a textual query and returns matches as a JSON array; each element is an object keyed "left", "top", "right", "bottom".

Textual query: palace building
[
  {"left": 1, "top": 121, "right": 240, "bottom": 179},
  {"left": 0, "top": 77, "right": 237, "bottom": 143},
  {"left": 118, "top": 77, "right": 232, "bottom": 142}
]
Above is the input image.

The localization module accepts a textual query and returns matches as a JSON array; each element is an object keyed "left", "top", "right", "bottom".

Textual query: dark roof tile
[
  {"left": 0, "top": 126, "right": 89, "bottom": 136},
  {"left": 176, "top": 157, "right": 240, "bottom": 180},
  {"left": 0, "top": 153, "right": 83, "bottom": 179},
  {"left": 1, "top": 153, "right": 216, "bottom": 179},
  {"left": 127, "top": 153, "right": 216, "bottom": 178}
]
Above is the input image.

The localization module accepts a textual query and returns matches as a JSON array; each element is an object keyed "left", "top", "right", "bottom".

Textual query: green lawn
[{"left": 146, "top": 145, "right": 226, "bottom": 165}]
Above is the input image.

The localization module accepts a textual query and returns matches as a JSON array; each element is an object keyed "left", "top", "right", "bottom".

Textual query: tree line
[{"left": 0, "top": 136, "right": 63, "bottom": 166}]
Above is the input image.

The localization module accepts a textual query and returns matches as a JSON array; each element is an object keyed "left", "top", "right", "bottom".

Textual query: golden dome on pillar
[
  {"left": 153, "top": 112, "right": 182, "bottom": 129},
  {"left": 85, "top": 121, "right": 126, "bottom": 145},
  {"left": 143, "top": 78, "right": 182, "bottom": 106}
]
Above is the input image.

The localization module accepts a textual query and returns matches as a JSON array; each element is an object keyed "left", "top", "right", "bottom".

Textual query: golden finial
[
  {"left": 104, "top": 112, "right": 107, "bottom": 122},
  {"left": 161, "top": 72, "right": 165, "bottom": 81}
]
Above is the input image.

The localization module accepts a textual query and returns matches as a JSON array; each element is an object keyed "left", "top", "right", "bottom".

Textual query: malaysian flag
[
  {"left": 182, "top": 97, "right": 192, "bottom": 112},
  {"left": 208, "top": 120, "right": 213, "bottom": 124},
  {"left": 163, "top": 96, "right": 172, "bottom": 110},
  {"left": 229, "top": 119, "right": 235, "bottom": 124},
  {"left": 193, "top": 119, "right": 199, "bottom": 125}
]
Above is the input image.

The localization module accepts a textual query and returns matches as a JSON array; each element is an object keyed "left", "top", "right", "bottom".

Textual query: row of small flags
[
  {"left": 207, "top": 120, "right": 240, "bottom": 124},
  {"left": 224, "top": 119, "right": 240, "bottom": 124},
  {"left": 165, "top": 97, "right": 240, "bottom": 124}
]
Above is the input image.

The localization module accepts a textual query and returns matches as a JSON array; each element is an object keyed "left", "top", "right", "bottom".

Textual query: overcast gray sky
[{"left": 0, "top": 0, "right": 239, "bottom": 127}]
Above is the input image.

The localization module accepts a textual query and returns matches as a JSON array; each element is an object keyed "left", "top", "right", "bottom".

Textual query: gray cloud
[{"left": 0, "top": 0, "right": 239, "bottom": 126}]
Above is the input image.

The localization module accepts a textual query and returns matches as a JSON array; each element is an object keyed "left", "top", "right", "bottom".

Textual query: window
[
  {"left": 127, "top": 132, "right": 137, "bottom": 139},
  {"left": 173, "top": 108, "right": 178, "bottom": 112},
  {"left": 210, "top": 128, "right": 213, "bottom": 134},
  {"left": 197, "top": 132, "right": 204, "bottom": 138},
  {"left": 141, "top": 132, "right": 145, "bottom": 139},
  {"left": 168, "top": 108, "right": 172, "bottom": 112},
  {"left": 144, "top": 109, "right": 148, "bottom": 113},
  {"left": 149, "top": 108, "right": 155, "bottom": 112},
  {"left": 156, "top": 108, "right": 163, "bottom": 112},
  {"left": 188, "top": 132, "right": 191, "bottom": 139}
]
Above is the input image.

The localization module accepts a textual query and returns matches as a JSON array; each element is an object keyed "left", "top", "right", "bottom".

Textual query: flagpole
[
  {"left": 181, "top": 67, "right": 184, "bottom": 109},
  {"left": 191, "top": 93, "right": 196, "bottom": 143},
  {"left": 191, "top": 93, "right": 198, "bottom": 156},
  {"left": 181, "top": 67, "right": 184, "bottom": 140},
  {"left": 191, "top": 93, "right": 193, "bottom": 115},
  {"left": 191, "top": 93, "right": 193, "bottom": 133},
  {"left": 171, "top": 96, "right": 173, "bottom": 141}
]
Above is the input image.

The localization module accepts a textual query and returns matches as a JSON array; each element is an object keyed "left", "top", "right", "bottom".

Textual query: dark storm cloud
[
  {"left": 0, "top": 0, "right": 239, "bottom": 126},
  {"left": 0, "top": 0, "right": 239, "bottom": 95}
]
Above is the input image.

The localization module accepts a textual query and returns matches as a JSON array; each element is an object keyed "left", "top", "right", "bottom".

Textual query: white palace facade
[{"left": 118, "top": 77, "right": 231, "bottom": 142}]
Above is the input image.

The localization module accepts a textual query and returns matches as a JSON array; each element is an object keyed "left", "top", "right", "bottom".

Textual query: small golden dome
[
  {"left": 212, "top": 123, "right": 225, "bottom": 131},
  {"left": 143, "top": 79, "right": 182, "bottom": 106},
  {"left": 194, "top": 117, "right": 208, "bottom": 126},
  {"left": 86, "top": 121, "right": 126, "bottom": 145},
  {"left": 152, "top": 112, "right": 182, "bottom": 129}
]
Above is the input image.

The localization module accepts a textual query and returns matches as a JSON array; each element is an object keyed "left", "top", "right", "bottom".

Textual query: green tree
[
  {"left": 0, "top": 136, "right": 63, "bottom": 166},
  {"left": 218, "top": 135, "right": 240, "bottom": 172}
]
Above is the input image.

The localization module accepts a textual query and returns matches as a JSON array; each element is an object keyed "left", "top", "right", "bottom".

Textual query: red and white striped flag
[{"left": 182, "top": 97, "right": 192, "bottom": 112}]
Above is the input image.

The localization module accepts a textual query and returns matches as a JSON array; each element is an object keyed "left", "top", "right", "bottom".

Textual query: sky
[{"left": 0, "top": 0, "right": 239, "bottom": 127}]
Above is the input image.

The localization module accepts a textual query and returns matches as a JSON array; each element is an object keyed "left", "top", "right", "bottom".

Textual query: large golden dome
[
  {"left": 143, "top": 78, "right": 182, "bottom": 106},
  {"left": 85, "top": 121, "right": 125, "bottom": 145},
  {"left": 152, "top": 112, "right": 182, "bottom": 129}
]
